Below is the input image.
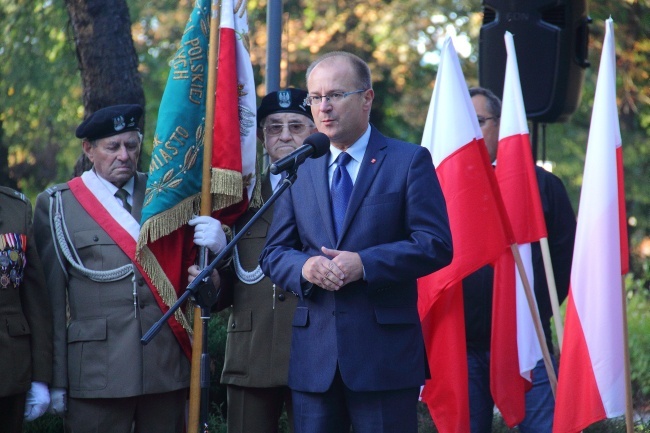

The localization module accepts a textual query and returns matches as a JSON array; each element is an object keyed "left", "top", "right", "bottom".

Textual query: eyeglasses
[
  {"left": 263, "top": 123, "right": 309, "bottom": 136},
  {"left": 477, "top": 116, "right": 497, "bottom": 127},
  {"left": 304, "top": 89, "right": 368, "bottom": 106}
]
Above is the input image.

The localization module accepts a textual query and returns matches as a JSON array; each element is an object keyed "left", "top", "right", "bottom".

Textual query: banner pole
[
  {"left": 188, "top": 1, "right": 221, "bottom": 432},
  {"left": 539, "top": 237, "right": 564, "bottom": 352},
  {"left": 510, "top": 243, "right": 558, "bottom": 396}
]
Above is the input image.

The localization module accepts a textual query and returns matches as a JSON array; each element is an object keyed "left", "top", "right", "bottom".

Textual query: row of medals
[{"left": 0, "top": 233, "right": 27, "bottom": 289}]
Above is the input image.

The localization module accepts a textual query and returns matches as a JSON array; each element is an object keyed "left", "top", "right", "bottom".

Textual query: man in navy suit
[{"left": 259, "top": 51, "right": 453, "bottom": 433}]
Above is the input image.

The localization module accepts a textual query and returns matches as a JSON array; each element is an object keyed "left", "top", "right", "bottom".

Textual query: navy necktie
[
  {"left": 331, "top": 152, "right": 353, "bottom": 240},
  {"left": 115, "top": 188, "right": 132, "bottom": 214}
]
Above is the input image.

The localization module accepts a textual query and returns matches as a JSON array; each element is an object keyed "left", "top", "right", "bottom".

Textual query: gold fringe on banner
[
  {"left": 136, "top": 194, "right": 203, "bottom": 335},
  {"left": 210, "top": 167, "right": 244, "bottom": 210},
  {"left": 210, "top": 167, "right": 264, "bottom": 211},
  {"left": 137, "top": 243, "right": 194, "bottom": 334},
  {"left": 137, "top": 195, "right": 202, "bottom": 253}
]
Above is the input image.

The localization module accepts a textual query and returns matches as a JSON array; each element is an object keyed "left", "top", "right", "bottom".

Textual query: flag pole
[
  {"left": 510, "top": 243, "right": 558, "bottom": 395},
  {"left": 539, "top": 238, "right": 564, "bottom": 352},
  {"left": 188, "top": 1, "right": 220, "bottom": 432},
  {"left": 620, "top": 275, "right": 634, "bottom": 433}
]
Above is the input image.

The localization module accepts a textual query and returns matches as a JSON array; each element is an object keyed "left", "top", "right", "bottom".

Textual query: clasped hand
[{"left": 302, "top": 247, "right": 363, "bottom": 291}]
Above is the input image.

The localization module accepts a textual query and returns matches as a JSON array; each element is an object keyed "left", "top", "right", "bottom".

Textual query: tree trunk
[
  {"left": 64, "top": 0, "right": 146, "bottom": 172},
  {"left": 0, "top": 120, "right": 18, "bottom": 190},
  {"left": 65, "top": 0, "right": 145, "bottom": 114}
]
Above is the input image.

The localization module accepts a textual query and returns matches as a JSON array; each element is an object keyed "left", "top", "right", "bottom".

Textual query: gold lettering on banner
[
  {"left": 149, "top": 153, "right": 165, "bottom": 173},
  {"left": 172, "top": 50, "right": 187, "bottom": 68},
  {"left": 164, "top": 127, "right": 190, "bottom": 156},
  {"left": 149, "top": 126, "right": 191, "bottom": 172},
  {"left": 184, "top": 37, "right": 205, "bottom": 104},
  {"left": 173, "top": 69, "right": 190, "bottom": 80},
  {"left": 152, "top": 134, "right": 163, "bottom": 150},
  {"left": 158, "top": 148, "right": 173, "bottom": 165}
]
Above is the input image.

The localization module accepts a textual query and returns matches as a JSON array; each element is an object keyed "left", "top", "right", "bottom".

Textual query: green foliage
[
  {"left": 207, "top": 310, "right": 229, "bottom": 431},
  {"left": 0, "top": 0, "right": 82, "bottom": 196},
  {"left": 627, "top": 272, "right": 650, "bottom": 406}
]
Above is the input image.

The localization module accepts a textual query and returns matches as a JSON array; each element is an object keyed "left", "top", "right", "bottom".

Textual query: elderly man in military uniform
[
  {"left": 0, "top": 185, "right": 52, "bottom": 432},
  {"left": 189, "top": 88, "right": 317, "bottom": 433},
  {"left": 33, "top": 104, "right": 226, "bottom": 433}
]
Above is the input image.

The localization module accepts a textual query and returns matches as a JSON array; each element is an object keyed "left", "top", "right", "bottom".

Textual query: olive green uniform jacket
[
  {"left": 221, "top": 175, "right": 297, "bottom": 388},
  {"left": 33, "top": 173, "right": 190, "bottom": 399},
  {"left": 0, "top": 187, "right": 52, "bottom": 397}
]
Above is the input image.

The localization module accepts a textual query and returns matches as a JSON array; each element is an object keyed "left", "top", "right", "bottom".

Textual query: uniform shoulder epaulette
[
  {"left": 44, "top": 183, "right": 71, "bottom": 196},
  {"left": 0, "top": 186, "right": 28, "bottom": 203}
]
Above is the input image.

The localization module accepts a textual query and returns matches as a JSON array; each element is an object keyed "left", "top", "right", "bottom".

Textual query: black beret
[
  {"left": 75, "top": 104, "right": 143, "bottom": 141},
  {"left": 257, "top": 88, "right": 313, "bottom": 127}
]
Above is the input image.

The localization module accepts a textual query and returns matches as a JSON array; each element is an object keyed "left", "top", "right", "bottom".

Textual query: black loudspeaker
[{"left": 479, "top": 0, "right": 591, "bottom": 123}]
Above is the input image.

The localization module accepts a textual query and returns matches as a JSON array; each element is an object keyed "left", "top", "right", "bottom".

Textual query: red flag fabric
[
  {"left": 490, "top": 31, "right": 548, "bottom": 427},
  {"left": 417, "top": 37, "right": 512, "bottom": 433},
  {"left": 419, "top": 282, "right": 468, "bottom": 433},
  {"left": 211, "top": 0, "right": 259, "bottom": 226},
  {"left": 553, "top": 18, "right": 628, "bottom": 433}
]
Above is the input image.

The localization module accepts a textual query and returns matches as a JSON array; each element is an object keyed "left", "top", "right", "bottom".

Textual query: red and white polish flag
[
  {"left": 553, "top": 18, "right": 628, "bottom": 433},
  {"left": 490, "top": 31, "right": 549, "bottom": 428}
]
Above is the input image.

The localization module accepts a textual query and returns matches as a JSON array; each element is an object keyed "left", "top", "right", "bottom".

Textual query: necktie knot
[
  {"left": 115, "top": 188, "right": 132, "bottom": 213},
  {"left": 337, "top": 152, "right": 352, "bottom": 168}
]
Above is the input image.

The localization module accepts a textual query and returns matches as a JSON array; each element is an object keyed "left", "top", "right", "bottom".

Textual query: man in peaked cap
[
  {"left": 188, "top": 88, "right": 316, "bottom": 433},
  {"left": 33, "top": 104, "right": 226, "bottom": 433}
]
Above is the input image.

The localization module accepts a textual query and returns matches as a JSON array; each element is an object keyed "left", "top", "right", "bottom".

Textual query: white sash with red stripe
[{"left": 65, "top": 171, "right": 192, "bottom": 358}]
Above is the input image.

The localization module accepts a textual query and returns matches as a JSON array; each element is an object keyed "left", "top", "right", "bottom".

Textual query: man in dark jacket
[{"left": 464, "top": 87, "right": 576, "bottom": 433}]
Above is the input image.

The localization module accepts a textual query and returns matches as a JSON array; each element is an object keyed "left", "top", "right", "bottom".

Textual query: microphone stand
[{"left": 141, "top": 169, "right": 299, "bottom": 431}]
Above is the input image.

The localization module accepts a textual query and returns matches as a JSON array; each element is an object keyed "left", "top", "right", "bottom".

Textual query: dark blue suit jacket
[{"left": 260, "top": 126, "right": 453, "bottom": 393}]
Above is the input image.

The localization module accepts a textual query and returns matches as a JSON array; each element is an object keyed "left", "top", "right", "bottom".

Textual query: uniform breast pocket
[
  {"left": 73, "top": 230, "right": 123, "bottom": 270},
  {"left": 235, "top": 224, "right": 268, "bottom": 270}
]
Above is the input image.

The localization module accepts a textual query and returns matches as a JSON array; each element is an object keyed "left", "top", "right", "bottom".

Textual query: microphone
[{"left": 269, "top": 132, "right": 330, "bottom": 175}]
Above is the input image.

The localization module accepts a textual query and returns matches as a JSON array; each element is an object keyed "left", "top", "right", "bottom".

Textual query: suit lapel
[
  {"left": 339, "top": 128, "right": 387, "bottom": 245},
  {"left": 309, "top": 154, "right": 338, "bottom": 247}
]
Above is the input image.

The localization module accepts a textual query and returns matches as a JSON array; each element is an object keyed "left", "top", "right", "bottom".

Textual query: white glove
[
  {"left": 188, "top": 216, "right": 227, "bottom": 254},
  {"left": 47, "top": 387, "right": 67, "bottom": 416},
  {"left": 24, "top": 381, "right": 50, "bottom": 421}
]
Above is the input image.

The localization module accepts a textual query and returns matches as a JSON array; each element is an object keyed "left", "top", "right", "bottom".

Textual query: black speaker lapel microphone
[{"left": 269, "top": 132, "right": 330, "bottom": 175}]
